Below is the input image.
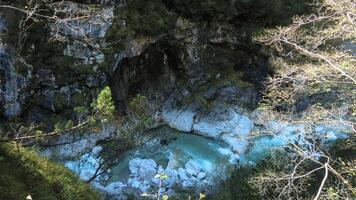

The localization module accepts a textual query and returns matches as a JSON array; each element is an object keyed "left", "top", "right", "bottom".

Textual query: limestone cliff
[{"left": 0, "top": 0, "right": 311, "bottom": 123}]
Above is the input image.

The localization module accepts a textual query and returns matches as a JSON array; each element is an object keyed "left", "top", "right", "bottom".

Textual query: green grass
[{"left": 0, "top": 143, "right": 102, "bottom": 200}]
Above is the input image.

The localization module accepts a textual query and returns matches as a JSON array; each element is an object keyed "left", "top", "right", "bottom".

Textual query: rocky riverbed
[
  {"left": 53, "top": 104, "right": 350, "bottom": 200},
  {"left": 61, "top": 126, "right": 237, "bottom": 199}
]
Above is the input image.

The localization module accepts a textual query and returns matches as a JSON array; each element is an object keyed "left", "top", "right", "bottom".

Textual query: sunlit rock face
[
  {"left": 162, "top": 109, "right": 195, "bottom": 132},
  {"left": 57, "top": 1, "right": 114, "bottom": 64},
  {"left": 162, "top": 104, "right": 254, "bottom": 154}
]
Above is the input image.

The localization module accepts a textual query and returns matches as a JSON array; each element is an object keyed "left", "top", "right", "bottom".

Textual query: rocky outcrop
[
  {"left": 1, "top": 0, "right": 295, "bottom": 122},
  {"left": 58, "top": 1, "right": 114, "bottom": 65},
  {"left": 161, "top": 102, "right": 352, "bottom": 159},
  {"left": 0, "top": 0, "right": 313, "bottom": 123},
  {"left": 162, "top": 109, "right": 195, "bottom": 132},
  {"left": 0, "top": 1, "right": 115, "bottom": 121},
  {"left": 162, "top": 104, "right": 254, "bottom": 154}
]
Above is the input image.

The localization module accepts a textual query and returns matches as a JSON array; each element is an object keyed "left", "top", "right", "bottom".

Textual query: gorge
[{"left": 0, "top": 0, "right": 354, "bottom": 200}]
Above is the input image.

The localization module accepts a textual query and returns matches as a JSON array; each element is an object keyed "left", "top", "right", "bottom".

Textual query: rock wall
[
  {"left": 0, "top": 1, "right": 113, "bottom": 122},
  {"left": 0, "top": 0, "right": 311, "bottom": 126},
  {"left": 0, "top": 49, "right": 27, "bottom": 119}
]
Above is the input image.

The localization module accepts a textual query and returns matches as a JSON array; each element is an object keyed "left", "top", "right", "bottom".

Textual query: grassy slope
[{"left": 0, "top": 143, "right": 102, "bottom": 200}]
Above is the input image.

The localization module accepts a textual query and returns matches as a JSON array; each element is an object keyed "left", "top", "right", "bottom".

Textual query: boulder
[
  {"left": 234, "top": 116, "right": 253, "bottom": 137},
  {"left": 157, "top": 165, "right": 165, "bottom": 174},
  {"left": 151, "top": 176, "right": 160, "bottom": 186},
  {"left": 129, "top": 158, "right": 157, "bottom": 178},
  {"left": 182, "top": 180, "right": 194, "bottom": 188},
  {"left": 91, "top": 146, "right": 103, "bottom": 157},
  {"left": 105, "top": 182, "right": 125, "bottom": 195},
  {"left": 197, "top": 172, "right": 206, "bottom": 179},
  {"left": 193, "top": 121, "right": 224, "bottom": 138},
  {"left": 64, "top": 152, "right": 102, "bottom": 182},
  {"left": 163, "top": 169, "right": 178, "bottom": 188},
  {"left": 217, "top": 147, "right": 239, "bottom": 163},
  {"left": 158, "top": 187, "right": 167, "bottom": 195},
  {"left": 162, "top": 109, "right": 195, "bottom": 132},
  {"left": 166, "top": 153, "right": 179, "bottom": 169},
  {"left": 128, "top": 159, "right": 158, "bottom": 192},
  {"left": 193, "top": 107, "right": 242, "bottom": 138},
  {"left": 127, "top": 178, "right": 140, "bottom": 188},
  {"left": 177, "top": 168, "right": 189, "bottom": 181},
  {"left": 221, "top": 135, "right": 249, "bottom": 154},
  {"left": 185, "top": 160, "right": 200, "bottom": 176}
]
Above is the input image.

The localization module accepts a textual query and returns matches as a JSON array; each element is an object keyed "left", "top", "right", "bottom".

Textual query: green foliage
[
  {"left": 64, "top": 120, "right": 74, "bottom": 129},
  {"left": 74, "top": 106, "right": 89, "bottom": 115},
  {"left": 54, "top": 122, "right": 63, "bottom": 132},
  {"left": 155, "top": 172, "right": 169, "bottom": 180},
  {"left": 34, "top": 130, "right": 43, "bottom": 140},
  {"left": 0, "top": 143, "right": 101, "bottom": 200},
  {"left": 92, "top": 86, "right": 115, "bottom": 121},
  {"left": 128, "top": 94, "right": 151, "bottom": 119},
  {"left": 107, "top": 0, "right": 176, "bottom": 39},
  {"left": 208, "top": 165, "right": 260, "bottom": 200}
]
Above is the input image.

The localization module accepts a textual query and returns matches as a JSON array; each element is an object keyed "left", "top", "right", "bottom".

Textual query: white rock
[
  {"left": 197, "top": 180, "right": 212, "bottom": 189},
  {"left": 182, "top": 180, "right": 194, "bottom": 188},
  {"left": 162, "top": 109, "right": 195, "bottom": 132},
  {"left": 221, "top": 136, "right": 249, "bottom": 154},
  {"left": 141, "top": 183, "right": 151, "bottom": 192},
  {"left": 235, "top": 116, "right": 253, "bottom": 137},
  {"left": 166, "top": 153, "right": 179, "bottom": 170},
  {"left": 190, "top": 177, "right": 199, "bottom": 183},
  {"left": 91, "top": 146, "right": 103, "bottom": 157},
  {"left": 185, "top": 160, "right": 200, "bottom": 176},
  {"left": 127, "top": 159, "right": 158, "bottom": 192},
  {"left": 197, "top": 172, "right": 206, "bottom": 179},
  {"left": 158, "top": 187, "right": 167, "bottom": 195},
  {"left": 266, "top": 121, "right": 284, "bottom": 134},
  {"left": 64, "top": 153, "right": 102, "bottom": 182},
  {"left": 164, "top": 169, "right": 178, "bottom": 188},
  {"left": 151, "top": 176, "right": 160, "bottom": 186},
  {"left": 193, "top": 107, "right": 242, "bottom": 138},
  {"left": 129, "top": 178, "right": 141, "bottom": 188},
  {"left": 193, "top": 121, "right": 224, "bottom": 138},
  {"left": 178, "top": 168, "right": 189, "bottom": 181},
  {"left": 129, "top": 158, "right": 157, "bottom": 178}
]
